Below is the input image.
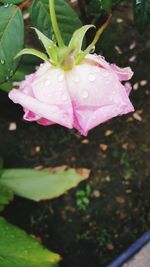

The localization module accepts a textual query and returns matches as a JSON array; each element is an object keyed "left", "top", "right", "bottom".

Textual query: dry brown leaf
[
  {"left": 92, "top": 190, "right": 101, "bottom": 198},
  {"left": 133, "top": 112, "right": 142, "bottom": 121},
  {"left": 116, "top": 196, "right": 125, "bottom": 204},
  {"left": 46, "top": 165, "right": 68, "bottom": 172},
  {"left": 76, "top": 168, "right": 91, "bottom": 179},
  {"left": 99, "top": 144, "right": 108, "bottom": 151},
  {"left": 140, "top": 80, "right": 147, "bottom": 86},
  {"left": 107, "top": 244, "right": 114, "bottom": 251},
  {"left": 34, "top": 165, "right": 43, "bottom": 170},
  {"left": 126, "top": 117, "right": 133, "bottom": 122},
  {"left": 105, "top": 130, "right": 113, "bottom": 136},
  {"left": 122, "top": 143, "right": 129, "bottom": 150},
  {"left": 81, "top": 139, "right": 89, "bottom": 144}
]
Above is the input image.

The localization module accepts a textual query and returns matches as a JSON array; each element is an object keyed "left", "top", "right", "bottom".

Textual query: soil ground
[{"left": 0, "top": 2, "right": 150, "bottom": 267}]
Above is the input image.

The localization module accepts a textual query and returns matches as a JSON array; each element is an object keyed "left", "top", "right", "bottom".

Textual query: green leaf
[
  {"left": 0, "top": 168, "right": 90, "bottom": 201},
  {"left": 0, "top": 217, "right": 61, "bottom": 267},
  {"left": 0, "top": 0, "right": 23, "bottom": 3},
  {"left": 69, "top": 25, "right": 95, "bottom": 55},
  {"left": 88, "top": 0, "right": 121, "bottom": 14},
  {"left": 101, "top": 0, "right": 112, "bottom": 11},
  {"left": 0, "top": 5, "right": 24, "bottom": 84},
  {"left": 133, "top": 0, "right": 150, "bottom": 32},
  {"left": 16, "top": 48, "right": 49, "bottom": 62},
  {"left": 0, "top": 185, "right": 14, "bottom": 212},
  {"left": 31, "top": 27, "right": 58, "bottom": 63},
  {"left": 30, "top": 0, "right": 82, "bottom": 45}
]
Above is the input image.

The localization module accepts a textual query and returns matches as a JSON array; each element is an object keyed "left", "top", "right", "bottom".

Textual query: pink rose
[{"left": 9, "top": 54, "right": 134, "bottom": 136}]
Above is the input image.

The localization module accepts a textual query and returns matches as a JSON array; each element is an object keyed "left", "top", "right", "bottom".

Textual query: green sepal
[
  {"left": 15, "top": 48, "right": 50, "bottom": 63},
  {"left": 68, "top": 24, "right": 95, "bottom": 55},
  {"left": 31, "top": 27, "right": 58, "bottom": 64},
  {"left": 76, "top": 15, "right": 112, "bottom": 64}
]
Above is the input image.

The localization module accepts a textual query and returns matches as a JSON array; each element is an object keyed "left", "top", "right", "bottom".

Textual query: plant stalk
[{"left": 49, "top": 0, "right": 64, "bottom": 47}]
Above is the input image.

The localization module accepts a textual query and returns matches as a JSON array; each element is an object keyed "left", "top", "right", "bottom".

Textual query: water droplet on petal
[
  {"left": 58, "top": 74, "right": 64, "bottom": 82},
  {"left": 102, "top": 71, "right": 109, "bottom": 77},
  {"left": 82, "top": 91, "right": 89, "bottom": 99},
  {"left": 44, "top": 80, "right": 50, "bottom": 86},
  {"left": 88, "top": 74, "right": 96, "bottom": 82},
  {"left": 1, "top": 59, "right": 5, "bottom": 65}
]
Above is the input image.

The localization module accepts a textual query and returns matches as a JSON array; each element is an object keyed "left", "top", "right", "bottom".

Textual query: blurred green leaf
[
  {"left": 88, "top": 0, "right": 121, "bottom": 14},
  {"left": 0, "top": 168, "right": 90, "bottom": 201},
  {"left": 0, "top": 0, "right": 23, "bottom": 3},
  {"left": 0, "top": 185, "right": 14, "bottom": 212},
  {"left": 101, "top": 0, "right": 112, "bottom": 11},
  {"left": 29, "top": 0, "right": 82, "bottom": 45},
  {"left": 0, "top": 217, "right": 61, "bottom": 267},
  {"left": 133, "top": 0, "right": 150, "bottom": 32},
  {"left": 0, "top": 5, "right": 24, "bottom": 84}
]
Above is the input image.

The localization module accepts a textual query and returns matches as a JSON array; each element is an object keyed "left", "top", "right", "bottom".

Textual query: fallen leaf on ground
[
  {"left": 105, "top": 130, "right": 113, "bottom": 136},
  {"left": 76, "top": 168, "right": 91, "bottom": 179},
  {"left": 133, "top": 112, "right": 142, "bottom": 121},
  {"left": 81, "top": 139, "right": 89, "bottom": 144},
  {"left": 116, "top": 196, "right": 125, "bottom": 204},
  {"left": 122, "top": 143, "right": 129, "bottom": 150},
  {"left": 99, "top": 144, "right": 108, "bottom": 151}
]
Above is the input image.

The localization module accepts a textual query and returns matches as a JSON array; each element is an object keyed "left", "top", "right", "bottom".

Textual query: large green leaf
[
  {"left": 0, "top": 5, "right": 24, "bottom": 84},
  {"left": 29, "top": 0, "right": 82, "bottom": 45},
  {"left": 0, "top": 0, "right": 23, "bottom": 3},
  {"left": 133, "top": 0, "right": 150, "bottom": 32},
  {"left": 0, "top": 217, "right": 60, "bottom": 267},
  {"left": 0, "top": 168, "right": 90, "bottom": 201},
  {"left": 88, "top": 0, "right": 121, "bottom": 14},
  {"left": 101, "top": 0, "right": 112, "bottom": 11},
  {"left": 0, "top": 185, "right": 14, "bottom": 211}
]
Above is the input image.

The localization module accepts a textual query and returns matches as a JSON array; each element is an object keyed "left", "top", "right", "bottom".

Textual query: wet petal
[
  {"left": 9, "top": 89, "right": 73, "bottom": 129},
  {"left": 110, "top": 64, "right": 133, "bottom": 81}
]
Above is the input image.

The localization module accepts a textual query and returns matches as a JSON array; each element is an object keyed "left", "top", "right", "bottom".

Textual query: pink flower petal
[
  {"left": 110, "top": 64, "right": 133, "bottom": 81},
  {"left": 9, "top": 89, "right": 73, "bottom": 129}
]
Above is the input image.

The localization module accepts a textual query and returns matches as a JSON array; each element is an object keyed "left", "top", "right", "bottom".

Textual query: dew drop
[
  {"left": 1, "top": 59, "right": 5, "bottom": 65},
  {"left": 82, "top": 90, "right": 89, "bottom": 99},
  {"left": 90, "top": 46, "right": 95, "bottom": 53},
  {"left": 102, "top": 71, "right": 109, "bottom": 77},
  {"left": 88, "top": 74, "right": 96, "bottom": 82},
  {"left": 44, "top": 80, "right": 50, "bottom": 86},
  {"left": 58, "top": 74, "right": 64, "bottom": 82}
]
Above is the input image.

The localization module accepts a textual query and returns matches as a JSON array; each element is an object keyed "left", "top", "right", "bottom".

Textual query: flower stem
[{"left": 49, "top": 0, "right": 64, "bottom": 47}]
